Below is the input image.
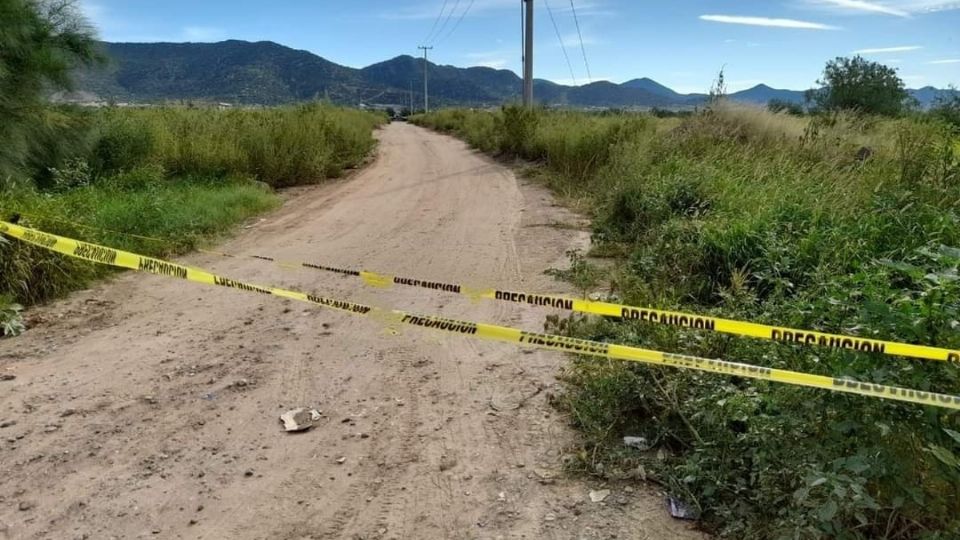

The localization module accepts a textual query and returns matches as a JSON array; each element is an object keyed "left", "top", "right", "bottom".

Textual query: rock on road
[{"left": 0, "top": 123, "right": 703, "bottom": 539}]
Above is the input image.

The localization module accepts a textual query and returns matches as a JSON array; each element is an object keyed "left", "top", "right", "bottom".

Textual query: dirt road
[{"left": 0, "top": 123, "right": 702, "bottom": 539}]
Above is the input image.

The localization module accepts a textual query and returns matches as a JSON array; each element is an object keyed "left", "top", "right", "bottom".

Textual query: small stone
[
  {"left": 589, "top": 489, "right": 611, "bottom": 503},
  {"left": 244, "top": 469, "right": 254, "bottom": 477},
  {"left": 0, "top": 420, "right": 16, "bottom": 429},
  {"left": 439, "top": 455, "right": 457, "bottom": 472},
  {"left": 0, "top": 374, "right": 15, "bottom": 382},
  {"left": 18, "top": 501, "right": 35, "bottom": 511},
  {"left": 544, "top": 513, "right": 557, "bottom": 522},
  {"left": 623, "top": 436, "right": 650, "bottom": 451},
  {"left": 336, "top": 457, "right": 346, "bottom": 464}
]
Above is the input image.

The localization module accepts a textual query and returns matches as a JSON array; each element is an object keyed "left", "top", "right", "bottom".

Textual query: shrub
[{"left": 415, "top": 104, "right": 960, "bottom": 538}]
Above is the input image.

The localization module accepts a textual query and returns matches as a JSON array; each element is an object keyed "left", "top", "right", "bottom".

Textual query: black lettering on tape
[
  {"left": 302, "top": 263, "right": 360, "bottom": 276},
  {"left": 307, "top": 295, "right": 372, "bottom": 314},
  {"left": 496, "top": 290, "right": 574, "bottom": 310},
  {"left": 400, "top": 315, "right": 478, "bottom": 335},
  {"left": 213, "top": 276, "right": 272, "bottom": 295},
  {"left": 395, "top": 276, "right": 461, "bottom": 294},
  {"left": 773, "top": 329, "right": 885, "bottom": 354},
  {"left": 72, "top": 242, "right": 118, "bottom": 265},
  {"left": 22, "top": 230, "right": 59, "bottom": 249},
  {"left": 138, "top": 258, "right": 188, "bottom": 279},
  {"left": 622, "top": 308, "right": 715, "bottom": 330},
  {"left": 517, "top": 331, "right": 609, "bottom": 355}
]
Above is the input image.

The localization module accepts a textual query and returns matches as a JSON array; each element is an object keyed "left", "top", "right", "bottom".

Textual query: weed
[{"left": 415, "top": 105, "right": 960, "bottom": 538}]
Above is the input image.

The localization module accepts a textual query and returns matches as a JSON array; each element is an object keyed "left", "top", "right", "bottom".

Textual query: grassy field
[
  {"left": 413, "top": 105, "right": 960, "bottom": 538},
  {"left": 0, "top": 104, "right": 385, "bottom": 317}
]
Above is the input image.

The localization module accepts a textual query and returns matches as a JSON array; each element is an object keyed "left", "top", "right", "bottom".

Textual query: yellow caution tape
[
  {"left": 8, "top": 211, "right": 960, "bottom": 364},
  {"left": 2, "top": 219, "right": 959, "bottom": 410}
]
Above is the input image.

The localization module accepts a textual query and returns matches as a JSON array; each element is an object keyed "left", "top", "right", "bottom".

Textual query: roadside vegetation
[
  {"left": 0, "top": 0, "right": 384, "bottom": 330},
  {"left": 412, "top": 59, "right": 960, "bottom": 538}
]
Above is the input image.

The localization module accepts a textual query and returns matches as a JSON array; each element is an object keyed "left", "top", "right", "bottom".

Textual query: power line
[
  {"left": 435, "top": 0, "right": 476, "bottom": 45},
  {"left": 429, "top": 0, "right": 462, "bottom": 45},
  {"left": 569, "top": 0, "right": 592, "bottom": 83},
  {"left": 423, "top": 0, "right": 451, "bottom": 44},
  {"left": 544, "top": 0, "right": 576, "bottom": 86}
]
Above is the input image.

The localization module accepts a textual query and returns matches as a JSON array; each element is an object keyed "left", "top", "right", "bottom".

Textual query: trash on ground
[
  {"left": 279, "top": 408, "right": 322, "bottom": 432},
  {"left": 589, "top": 489, "right": 611, "bottom": 503},
  {"left": 666, "top": 496, "right": 699, "bottom": 520},
  {"left": 623, "top": 436, "right": 651, "bottom": 451}
]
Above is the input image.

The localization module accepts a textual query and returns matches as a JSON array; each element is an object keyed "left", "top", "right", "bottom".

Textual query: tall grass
[
  {"left": 415, "top": 104, "right": 960, "bottom": 538},
  {"left": 1, "top": 104, "right": 385, "bottom": 308},
  {"left": 91, "top": 104, "right": 384, "bottom": 187}
]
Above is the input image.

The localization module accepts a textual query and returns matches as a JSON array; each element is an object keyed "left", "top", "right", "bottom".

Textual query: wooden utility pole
[
  {"left": 522, "top": 0, "right": 534, "bottom": 106},
  {"left": 418, "top": 46, "right": 433, "bottom": 113}
]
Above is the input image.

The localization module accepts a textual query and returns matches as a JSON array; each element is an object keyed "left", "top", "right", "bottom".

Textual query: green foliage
[
  {"left": 416, "top": 105, "right": 960, "bottom": 538},
  {"left": 0, "top": 103, "right": 384, "bottom": 307},
  {"left": 929, "top": 90, "right": 960, "bottom": 130},
  {"left": 808, "top": 56, "right": 910, "bottom": 116},
  {"left": 0, "top": 0, "right": 101, "bottom": 182},
  {"left": 0, "top": 178, "right": 279, "bottom": 305},
  {"left": 95, "top": 104, "right": 383, "bottom": 187},
  {"left": 768, "top": 98, "right": 805, "bottom": 116}
]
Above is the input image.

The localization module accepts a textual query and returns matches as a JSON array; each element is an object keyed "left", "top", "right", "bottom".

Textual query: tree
[
  {"left": 806, "top": 56, "right": 909, "bottom": 116},
  {"left": 0, "top": 0, "right": 101, "bottom": 184},
  {"left": 929, "top": 86, "right": 960, "bottom": 130},
  {"left": 767, "top": 99, "right": 804, "bottom": 116}
]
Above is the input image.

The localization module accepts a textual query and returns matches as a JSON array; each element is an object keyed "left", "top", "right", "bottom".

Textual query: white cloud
[
  {"left": 884, "top": 58, "right": 904, "bottom": 63},
  {"left": 885, "top": 0, "right": 960, "bottom": 12},
  {"left": 464, "top": 50, "right": 513, "bottom": 70},
  {"left": 182, "top": 26, "right": 226, "bottom": 42},
  {"left": 812, "top": 0, "right": 910, "bottom": 16},
  {"left": 928, "top": 58, "right": 960, "bottom": 64},
  {"left": 555, "top": 32, "right": 599, "bottom": 49},
  {"left": 550, "top": 76, "right": 612, "bottom": 86},
  {"left": 699, "top": 15, "right": 840, "bottom": 30},
  {"left": 806, "top": 0, "right": 960, "bottom": 14},
  {"left": 382, "top": 0, "right": 614, "bottom": 20},
  {"left": 853, "top": 45, "right": 922, "bottom": 53}
]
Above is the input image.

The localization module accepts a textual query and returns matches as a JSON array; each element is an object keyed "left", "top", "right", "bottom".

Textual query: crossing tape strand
[
  {"left": 284, "top": 262, "right": 960, "bottom": 365},
  {"left": 8, "top": 211, "right": 960, "bottom": 364},
  {"left": 2, "top": 219, "right": 959, "bottom": 410}
]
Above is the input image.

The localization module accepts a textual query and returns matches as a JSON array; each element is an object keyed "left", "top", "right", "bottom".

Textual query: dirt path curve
[{"left": 0, "top": 123, "right": 703, "bottom": 540}]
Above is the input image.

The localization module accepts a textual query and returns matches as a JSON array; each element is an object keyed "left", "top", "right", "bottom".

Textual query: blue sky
[{"left": 80, "top": 0, "right": 960, "bottom": 92}]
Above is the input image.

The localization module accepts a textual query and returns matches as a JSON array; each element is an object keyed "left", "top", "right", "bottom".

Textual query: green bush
[
  {"left": 416, "top": 105, "right": 960, "bottom": 538},
  {"left": 1, "top": 103, "right": 385, "bottom": 307}
]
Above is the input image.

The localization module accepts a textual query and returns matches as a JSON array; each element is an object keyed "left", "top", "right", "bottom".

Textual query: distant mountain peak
[{"left": 69, "top": 39, "right": 957, "bottom": 109}]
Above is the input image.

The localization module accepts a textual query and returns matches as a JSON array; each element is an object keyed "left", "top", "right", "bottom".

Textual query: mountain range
[{"left": 64, "top": 40, "right": 956, "bottom": 110}]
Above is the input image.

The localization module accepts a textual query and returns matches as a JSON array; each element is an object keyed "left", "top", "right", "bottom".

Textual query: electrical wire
[
  {"left": 569, "top": 0, "right": 592, "bottom": 83},
  {"left": 544, "top": 0, "right": 577, "bottom": 86},
  {"left": 423, "top": 0, "right": 451, "bottom": 44},
  {"left": 435, "top": 0, "right": 477, "bottom": 45},
  {"left": 430, "top": 0, "right": 462, "bottom": 45}
]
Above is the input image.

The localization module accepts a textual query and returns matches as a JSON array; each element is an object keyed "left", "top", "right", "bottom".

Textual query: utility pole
[
  {"left": 418, "top": 46, "right": 433, "bottom": 113},
  {"left": 409, "top": 80, "right": 414, "bottom": 113},
  {"left": 522, "top": 0, "right": 534, "bottom": 107}
]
